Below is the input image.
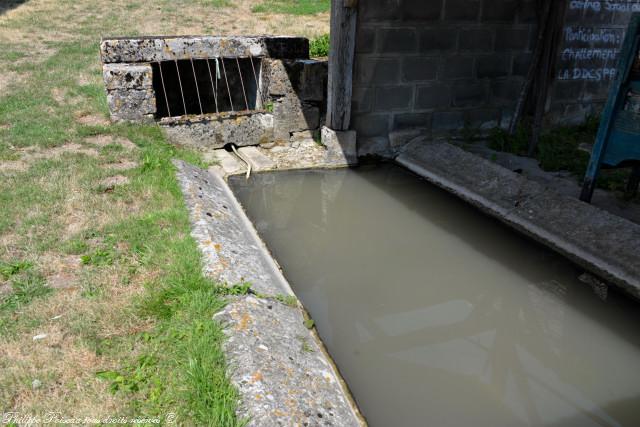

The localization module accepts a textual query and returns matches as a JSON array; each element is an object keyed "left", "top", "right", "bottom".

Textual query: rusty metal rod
[
  {"left": 190, "top": 57, "right": 204, "bottom": 115},
  {"left": 156, "top": 61, "right": 172, "bottom": 117},
  {"left": 236, "top": 57, "right": 250, "bottom": 111},
  {"left": 249, "top": 55, "right": 264, "bottom": 109},
  {"left": 174, "top": 60, "right": 188, "bottom": 115},
  {"left": 220, "top": 57, "right": 234, "bottom": 112},
  {"left": 205, "top": 58, "right": 219, "bottom": 114}
]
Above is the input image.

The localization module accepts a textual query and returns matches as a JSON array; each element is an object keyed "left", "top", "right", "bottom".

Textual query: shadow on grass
[{"left": 1, "top": 0, "right": 29, "bottom": 16}]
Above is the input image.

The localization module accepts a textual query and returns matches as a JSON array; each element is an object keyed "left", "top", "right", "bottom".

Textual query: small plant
[
  {"left": 213, "top": 281, "right": 252, "bottom": 296},
  {"left": 303, "top": 318, "right": 315, "bottom": 329},
  {"left": 310, "top": 34, "right": 330, "bottom": 58},
  {"left": 81, "top": 248, "right": 115, "bottom": 266},
  {"left": 264, "top": 101, "right": 274, "bottom": 113},
  {"left": 0, "top": 260, "right": 33, "bottom": 280},
  {"left": 274, "top": 294, "right": 297, "bottom": 307}
]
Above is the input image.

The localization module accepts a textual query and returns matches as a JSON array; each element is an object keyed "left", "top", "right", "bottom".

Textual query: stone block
[
  {"left": 393, "top": 112, "right": 431, "bottom": 130},
  {"left": 466, "top": 108, "right": 500, "bottom": 129},
  {"left": 445, "top": 0, "right": 481, "bottom": 21},
  {"left": 107, "top": 88, "right": 156, "bottom": 122},
  {"left": 453, "top": 81, "right": 487, "bottom": 107},
  {"left": 459, "top": 29, "right": 493, "bottom": 51},
  {"left": 441, "top": 56, "right": 474, "bottom": 80},
  {"left": 267, "top": 59, "right": 327, "bottom": 102},
  {"left": 432, "top": 111, "right": 465, "bottom": 131},
  {"left": 351, "top": 87, "right": 374, "bottom": 113},
  {"left": 100, "top": 36, "right": 308, "bottom": 63},
  {"left": 400, "top": 0, "right": 442, "bottom": 20},
  {"left": 490, "top": 79, "right": 523, "bottom": 106},
  {"left": 481, "top": 0, "right": 518, "bottom": 22},
  {"left": 237, "top": 146, "right": 276, "bottom": 171},
  {"left": 360, "top": 0, "right": 402, "bottom": 21},
  {"left": 494, "top": 29, "right": 531, "bottom": 51},
  {"left": 419, "top": 29, "right": 458, "bottom": 53},
  {"left": 103, "top": 63, "right": 153, "bottom": 90},
  {"left": 351, "top": 113, "right": 390, "bottom": 137},
  {"left": 476, "top": 55, "right": 510, "bottom": 78},
  {"left": 377, "top": 28, "right": 418, "bottom": 54},
  {"left": 356, "top": 27, "right": 376, "bottom": 53},
  {"left": 375, "top": 86, "right": 413, "bottom": 111},
  {"left": 273, "top": 97, "right": 320, "bottom": 141},
  {"left": 321, "top": 127, "right": 358, "bottom": 166},
  {"left": 415, "top": 84, "right": 450, "bottom": 110},
  {"left": 389, "top": 128, "right": 423, "bottom": 152},
  {"left": 358, "top": 136, "right": 392, "bottom": 158},
  {"left": 402, "top": 57, "right": 438, "bottom": 82},
  {"left": 160, "top": 113, "right": 274, "bottom": 149},
  {"left": 354, "top": 57, "right": 400, "bottom": 85}
]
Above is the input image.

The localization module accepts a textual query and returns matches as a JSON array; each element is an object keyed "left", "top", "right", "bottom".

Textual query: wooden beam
[{"left": 326, "top": 0, "right": 357, "bottom": 131}]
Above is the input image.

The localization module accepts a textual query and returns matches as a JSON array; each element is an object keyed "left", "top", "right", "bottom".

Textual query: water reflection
[{"left": 230, "top": 164, "right": 640, "bottom": 427}]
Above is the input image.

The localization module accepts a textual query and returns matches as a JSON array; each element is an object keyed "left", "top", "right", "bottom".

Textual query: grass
[
  {"left": 310, "top": 33, "right": 330, "bottom": 57},
  {"left": 0, "top": 0, "right": 328, "bottom": 421},
  {"left": 252, "top": 0, "right": 330, "bottom": 15},
  {"left": 487, "top": 117, "right": 637, "bottom": 196}
]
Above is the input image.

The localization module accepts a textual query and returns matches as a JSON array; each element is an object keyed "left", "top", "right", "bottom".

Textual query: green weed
[
  {"left": 310, "top": 33, "right": 330, "bottom": 57},
  {"left": 252, "top": 0, "right": 330, "bottom": 15}
]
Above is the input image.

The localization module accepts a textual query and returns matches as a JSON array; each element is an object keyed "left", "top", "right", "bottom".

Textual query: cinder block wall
[{"left": 351, "top": 0, "right": 537, "bottom": 151}]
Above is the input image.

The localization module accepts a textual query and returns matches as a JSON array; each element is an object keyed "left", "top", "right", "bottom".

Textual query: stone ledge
[
  {"left": 173, "top": 160, "right": 363, "bottom": 426},
  {"left": 396, "top": 141, "right": 640, "bottom": 300},
  {"left": 100, "top": 36, "right": 309, "bottom": 63}
]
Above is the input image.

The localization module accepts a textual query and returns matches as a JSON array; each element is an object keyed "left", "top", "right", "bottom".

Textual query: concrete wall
[
  {"left": 350, "top": 0, "right": 640, "bottom": 153},
  {"left": 351, "top": 0, "right": 537, "bottom": 153},
  {"left": 550, "top": 1, "right": 640, "bottom": 124}
]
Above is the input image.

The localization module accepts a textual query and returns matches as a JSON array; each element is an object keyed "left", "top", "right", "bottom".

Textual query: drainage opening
[{"left": 152, "top": 57, "right": 261, "bottom": 118}]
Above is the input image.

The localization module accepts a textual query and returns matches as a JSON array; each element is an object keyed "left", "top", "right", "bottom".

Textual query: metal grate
[{"left": 152, "top": 56, "right": 263, "bottom": 118}]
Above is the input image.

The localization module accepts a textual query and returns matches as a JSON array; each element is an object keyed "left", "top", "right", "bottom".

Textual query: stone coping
[
  {"left": 100, "top": 35, "right": 309, "bottom": 63},
  {"left": 396, "top": 141, "right": 640, "bottom": 300},
  {"left": 173, "top": 160, "right": 364, "bottom": 426}
]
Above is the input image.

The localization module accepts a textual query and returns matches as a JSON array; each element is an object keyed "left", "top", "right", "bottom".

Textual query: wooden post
[{"left": 326, "top": 0, "right": 357, "bottom": 131}]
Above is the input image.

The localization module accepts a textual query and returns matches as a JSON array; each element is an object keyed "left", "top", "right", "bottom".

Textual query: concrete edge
[
  {"left": 396, "top": 145, "right": 640, "bottom": 300},
  {"left": 173, "top": 159, "right": 366, "bottom": 426}
]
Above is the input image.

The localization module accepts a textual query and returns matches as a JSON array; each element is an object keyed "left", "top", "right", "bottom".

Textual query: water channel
[{"left": 229, "top": 163, "right": 640, "bottom": 427}]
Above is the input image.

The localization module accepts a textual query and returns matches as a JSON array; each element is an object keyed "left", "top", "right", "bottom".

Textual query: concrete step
[{"left": 238, "top": 146, "right": 276, "bottom": 171}]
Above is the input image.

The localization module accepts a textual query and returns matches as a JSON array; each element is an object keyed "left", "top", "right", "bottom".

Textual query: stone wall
[
  {"left": 549, "top": 0, "right": 640, "bottom": 124},
  {"left": 351, "top": 0, "right": 537, "bottom": 154},
  {"left": 351, "top": 0, "right": 640, "bottom": 154},
  {"left": 100, "top": 36, "right": 327, "bottom": 150}
]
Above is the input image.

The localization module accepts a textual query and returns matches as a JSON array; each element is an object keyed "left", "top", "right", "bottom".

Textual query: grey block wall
[
  {"left": 351, "top": 0, "right": 537, "bottom": 148},
  {"left": 549, "top": 1, "right": 640, "bottom": 124}
]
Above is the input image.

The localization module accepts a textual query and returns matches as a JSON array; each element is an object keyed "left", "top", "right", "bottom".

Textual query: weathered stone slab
[
  {"left": 396, "top": 141, "right": 640, "bottom": 300},
  {"left": 161, "top": 113, "right": 274, "bottom": 150},
  {"left": 216, "top": 296, "right": 363, "bottom": 427},
  {"left": 173, "top": 159, "right": 290, "bottom": 295},
  {"left": 273, "top": 97, "right": 320, "bottom": 141},
  {"left": 321, "top": 126, "right": 358, "bottom": 166},
  {"left": 103, "top": 63, "right": 152, "bottom": 90},
  {"left": 100, "top": 36, "right": 309, "bottom": 63},
  {"left": 267, "top": 59, "right": 327, "bottom": 101},
  {"left": 173, "top": 160, "right": 363, "bottom": 426},
  {"left": 106, "top": 88, "right": 156, "bottom": 122},
  {"left": 209, "top": 149, "right": 245, "bottom": 176},
  {"left": 237, "top": 146, "right": 276, "bottom": 171}
]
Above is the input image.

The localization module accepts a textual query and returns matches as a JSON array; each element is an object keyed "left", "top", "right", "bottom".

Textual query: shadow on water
[
  {"left": 230, "top": 163, "right": 640, "bottom": 427},
  {"left": 0, "top": 0, "right": 29, "bottom": 16}
]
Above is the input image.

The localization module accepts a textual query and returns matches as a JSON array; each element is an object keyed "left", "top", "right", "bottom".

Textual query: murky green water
[{"left": 229, "top": 163, "right": 640, "bottom": 427}]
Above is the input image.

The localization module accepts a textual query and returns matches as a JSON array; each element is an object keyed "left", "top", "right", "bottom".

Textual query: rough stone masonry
[{"left": 100, "top": 36, "right": 328, "bottom": 150}]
